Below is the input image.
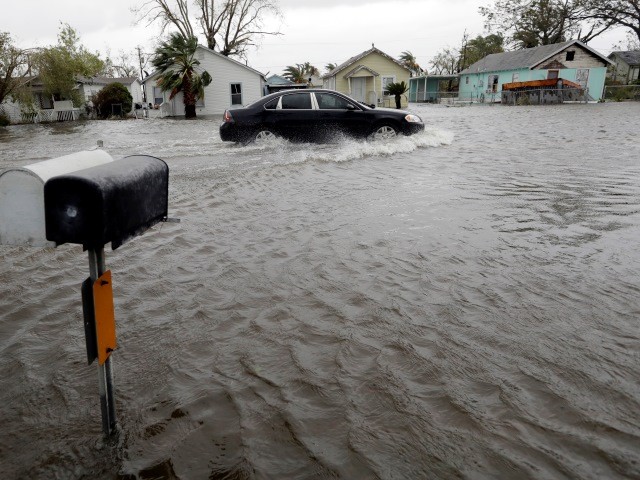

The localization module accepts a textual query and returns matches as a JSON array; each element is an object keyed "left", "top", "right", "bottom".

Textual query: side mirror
[{"left": 346, "top": 104, "right": 357, "bottom": 111}]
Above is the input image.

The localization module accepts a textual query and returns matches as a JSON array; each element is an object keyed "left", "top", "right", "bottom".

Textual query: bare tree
[{"left": 135, "top": 0, "right": 281, "bottom": 58}]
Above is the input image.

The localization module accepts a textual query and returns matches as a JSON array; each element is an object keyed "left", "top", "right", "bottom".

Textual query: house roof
[
  {"left": 608, "top": 50, "right": 640, "bottom": 66},
  {"left": 460, "top": 40, "right": 612, "bottom": 75},
  {"left": 141, "top": 45, "right": 266, "bottom": 84},
  {"left": 321, "top": 46, "right": 410, "bottom": 79},
  {"left": 77, "top": 76, "right": 139, "bottom": 86},
  {"left": 266, "top": 74, "right": 294, "bottom": 85}
]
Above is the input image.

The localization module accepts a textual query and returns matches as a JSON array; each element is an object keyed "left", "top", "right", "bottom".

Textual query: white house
[
  {"left": 142, "top": 45, "right": 266, "bottom": 117},
  {"left": 77, "top": 76, "right": 143, "bottom": 106}
]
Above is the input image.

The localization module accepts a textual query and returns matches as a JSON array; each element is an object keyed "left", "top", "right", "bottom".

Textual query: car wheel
[
  {"left": 369, "top": 124, "right": 397, "bottom": 141},
  {"left": 253, "top": 129, "right": 278, "bottom": 143}
]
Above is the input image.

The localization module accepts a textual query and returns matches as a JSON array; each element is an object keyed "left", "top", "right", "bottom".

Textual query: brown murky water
[{"left": 1, "top": 103, "right": 639, "bottom": 479}]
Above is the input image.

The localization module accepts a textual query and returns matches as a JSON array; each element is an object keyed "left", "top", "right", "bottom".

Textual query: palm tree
[
  {"left": 325, "top": 63, "right": 337, "bottom": 73},
  {"left": 399, "top": 51, "right": 422, "bottom": 76},
  {"left": 386, "top": 81, "right": 409, "bottom": 109},
  {"left": 283, "top": 62, "right": 319, "bottom": 84},
  {"left": 152, "top": 33, "right": 212, "bottom": 119}
]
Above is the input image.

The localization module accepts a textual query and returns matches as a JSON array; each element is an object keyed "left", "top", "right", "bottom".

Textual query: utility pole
[{"left": 137, "top": 46, "right": 147, "bottom": 103}]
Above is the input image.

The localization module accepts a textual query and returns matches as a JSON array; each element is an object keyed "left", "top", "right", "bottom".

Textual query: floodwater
[{"left": 0, "top": 102, "right": 639, "bottom": 479}]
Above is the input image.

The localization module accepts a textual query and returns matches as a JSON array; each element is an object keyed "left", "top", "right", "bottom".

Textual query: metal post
[{"left": 88, "top": 248, "right": 117, "bottom": 436}]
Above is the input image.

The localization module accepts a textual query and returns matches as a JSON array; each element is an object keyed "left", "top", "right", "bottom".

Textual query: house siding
[
  {"left": 536, "top": 46, "right": 606, "bottom": 69},
  {"left": 143, "top": 46, "right": 264, "bottom": 117},
  {"left": 325, "top": 51, "right": 411, "bottom": 107}
]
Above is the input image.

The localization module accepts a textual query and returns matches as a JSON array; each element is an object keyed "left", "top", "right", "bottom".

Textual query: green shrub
[
  {"left": 93, "top": 83, "right": 133, "bottom": 119},
  {"left": 0, "top": 110, "right": 10, "bottom": 127}
]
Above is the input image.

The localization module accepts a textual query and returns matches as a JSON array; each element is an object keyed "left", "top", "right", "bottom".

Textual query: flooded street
[{"left": 1, "top": 102, "right": 639, "bottom": 479}]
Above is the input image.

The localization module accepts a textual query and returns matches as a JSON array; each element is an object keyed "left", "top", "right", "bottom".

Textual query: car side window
[
  {"left": 316, "top": 93, "right": 353, "bottom": 110},
  {"left": 280, "top": 93, "right": 312, "bottom": 110},
  {"left": 263, "top": 98, "right": 278, "bottom": 110}
]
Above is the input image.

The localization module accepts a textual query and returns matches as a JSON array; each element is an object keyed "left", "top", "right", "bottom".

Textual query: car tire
[
  {"left": 368, "top": 124, "right": 398, "bottom": 141},
  {"left": 252, "top": 128, "right": 278, "bottom": 143}
]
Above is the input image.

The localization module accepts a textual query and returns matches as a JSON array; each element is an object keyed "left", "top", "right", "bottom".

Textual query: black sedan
[{"left": 219, "top": 89, "right": 424, "bottom": 144}]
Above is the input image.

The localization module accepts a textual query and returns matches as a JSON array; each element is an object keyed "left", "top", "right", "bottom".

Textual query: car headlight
[{"left": 404, "top": 114, "right": 422, "bottom": 123}]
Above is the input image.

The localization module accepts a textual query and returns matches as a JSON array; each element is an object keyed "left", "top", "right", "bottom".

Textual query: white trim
[{"left": 230, "top": 82, "right": 243, "bottom": 106}]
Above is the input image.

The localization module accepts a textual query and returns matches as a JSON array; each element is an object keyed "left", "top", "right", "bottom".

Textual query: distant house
[
  {"left": 322, "top": 46, "right": 412, "bottom": 107},
  {"left": 607, "top": 51, "right": 640, "bottom": 84},
  {"left": 77, "top": 76, "right": 143, "bottom": 107},
  {"left": 264, "top": 74, "right": 305, "bottom": 94},
  {"left": 142, "top": 45, "right": 266, "bottom": 117},
  {"left": 459, "top": 40, "right": 612, "bottom": 102},
  {"left": 0, "top": 75, "right": 145, "bottom": 124}
]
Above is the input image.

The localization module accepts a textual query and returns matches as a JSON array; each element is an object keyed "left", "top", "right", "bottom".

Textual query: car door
[
  {"left": 274, "top": 92, "right": 316, "bottom": 141},
  {"left": 314, "top": 92, "right": 368, "bottom": 138}
]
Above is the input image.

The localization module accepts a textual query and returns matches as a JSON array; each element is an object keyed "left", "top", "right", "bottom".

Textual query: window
[
  {"left": 280, "top": 93, "right": 312, "bottom": 109},
  {"left": 512, "top": 73, "right": 520, "bottom": 82},
  {"left": 315, "top": 92, "right": 353, "bottom": 109},
  {"left": 263, "top": 98, "right": 278, "bottom": 110},
  {"left": 231, "top": 83, "right": 242, "bottom": 105},
  {"left": 547, "top": 70, "right": 559, "bottom": 79},
  {"left": 465, "top": 76, "right": 469, "bottom": 85},
  {"left": 566, "top": 51, "right": 575, "bottom": 61},
  {"left": 488, "top": 74, "right": 499, "bottom": 93},
  {"left": 153, "top": 86, "right": 163, "bottom": 105},
  {"left": 382, "top": 76, "right": 395, "bottom": 96}
]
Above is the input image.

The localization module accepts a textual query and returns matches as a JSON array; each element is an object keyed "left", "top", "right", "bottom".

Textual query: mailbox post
[{"left": 1, "top": 151, "right": 171, "bottom": 437}]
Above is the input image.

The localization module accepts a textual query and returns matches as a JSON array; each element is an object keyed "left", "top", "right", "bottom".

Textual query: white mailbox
[{"left": 0, "top": 150, "right": 114, "bottom": 247}]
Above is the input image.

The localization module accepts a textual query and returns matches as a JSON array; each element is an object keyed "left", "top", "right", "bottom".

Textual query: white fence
[{"left": 0, "top": 102, "right": 82, "bottom": 125}]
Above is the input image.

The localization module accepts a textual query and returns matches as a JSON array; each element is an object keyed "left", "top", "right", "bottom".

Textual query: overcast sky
[{"left": 5, "top": 0, "right": 628, "bottom": 76}]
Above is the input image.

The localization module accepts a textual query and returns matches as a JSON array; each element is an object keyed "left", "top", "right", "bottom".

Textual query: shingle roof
[
  {"left": 460, "top": 40, "right": 611, "bottom": 74},
  {"left": 610, "top": 50, "right": 640, "bottom": 66},
  {"left": 321, "top": 46, "right": 409, "bottom": 79}
]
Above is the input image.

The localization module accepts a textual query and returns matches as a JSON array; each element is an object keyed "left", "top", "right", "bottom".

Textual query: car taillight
[{"left": 223, "top": 110, "right": 234, "bottom": 123}]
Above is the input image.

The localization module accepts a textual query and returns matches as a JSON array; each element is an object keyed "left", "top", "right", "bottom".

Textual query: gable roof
[
  {"left": 344, "top": 65, "right": 380, "bottom": 78},
  {"left": 141, "top": 45, "right": 265, "bottom": 84},
  {"left": 460, "top": 40, "right": 612, "bottom": 75},
  {"left": 321, "top": 46, "right": 410, "bottom": 79},
  {"left": 609, "top": 50, "right": 640, "bottom": 66}
]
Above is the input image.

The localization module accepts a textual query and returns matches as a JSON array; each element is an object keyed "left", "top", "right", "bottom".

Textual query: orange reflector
[{"left": 93, "top": 270, "right": 117, "bottom": 365}]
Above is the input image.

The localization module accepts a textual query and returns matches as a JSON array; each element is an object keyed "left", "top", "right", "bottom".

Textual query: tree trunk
[
  {"left": 185, "top": 104, "right": 197, "bottom": 118},
  {"left": 183, "top": 72, "right": 197, "bottom": 119},
  {"left": 395, "top": 94, "right": 401, "bottom": 109}
]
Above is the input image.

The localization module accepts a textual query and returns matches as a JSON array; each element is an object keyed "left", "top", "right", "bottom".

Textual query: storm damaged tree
[
  {"left": 135, "top": 0, "right": 281, "bottom": 58},
  {"left": 152, "top": 33, "right": 212, "bottom": 118},
  {"left": 479, "top": 0, "right": 612, "bottom": 48},
  {"left": 0, "top": 32, "right": 32, "bottom": 107}
]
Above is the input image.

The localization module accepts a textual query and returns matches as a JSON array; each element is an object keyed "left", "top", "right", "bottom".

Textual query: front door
[{"left": 351, "top": 77, "right": 366, "bottom": 102}]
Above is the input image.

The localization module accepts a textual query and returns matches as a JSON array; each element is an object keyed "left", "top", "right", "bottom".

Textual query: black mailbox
[{"left": 44, "top": 155, "right": 169, "bottom": 250}]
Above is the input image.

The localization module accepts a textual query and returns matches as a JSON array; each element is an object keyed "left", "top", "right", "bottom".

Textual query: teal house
[
  {"left": 408, "top": 74, "right": 459, "bottom": 103},
  {"left": 458, "top": 40, "right": 612, "bottom": 103}
]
